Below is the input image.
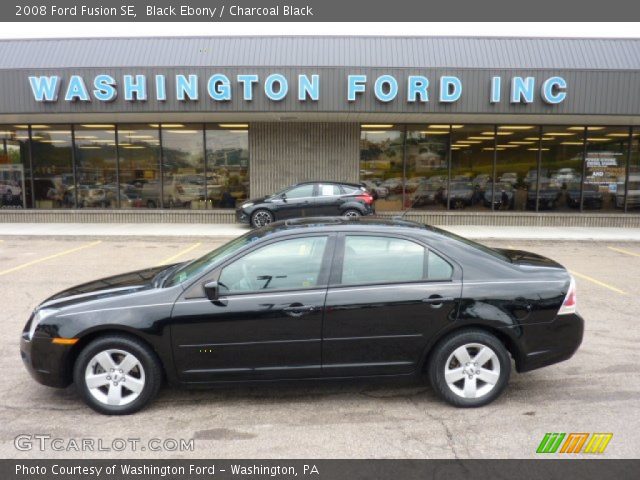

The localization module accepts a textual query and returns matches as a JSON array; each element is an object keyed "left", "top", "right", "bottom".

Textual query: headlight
[
  {"left": 28, "top": 308, "right": 60, "bottom": 340},
  {"left": 241, "top": 202, "right": 253, "bottom": 209}
]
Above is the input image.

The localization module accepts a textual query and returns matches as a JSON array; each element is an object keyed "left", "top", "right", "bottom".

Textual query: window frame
[
  {"left": 329, "top": 232, "right": 459, "bottom": 288},
  {"left": 182, "top": 232, "right": 337, "bottom": 299}
]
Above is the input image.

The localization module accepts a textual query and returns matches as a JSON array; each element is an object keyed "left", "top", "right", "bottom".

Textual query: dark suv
[{"left": 237, "top": 181, "right": 375, "bottom": 228}]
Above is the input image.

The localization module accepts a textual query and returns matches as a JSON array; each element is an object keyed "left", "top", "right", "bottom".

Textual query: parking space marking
[
  {"left": 158, "top": 242, "right": 202, "bottom": 266},
  {"left": 569, "top": 270, "right": 627, "bottom": 295},
  {"left": 607, "top": 246, "right": 640, "bottom": 258},
  {"left": 0, "top": 240, "right": 102, "bottom": 277}
]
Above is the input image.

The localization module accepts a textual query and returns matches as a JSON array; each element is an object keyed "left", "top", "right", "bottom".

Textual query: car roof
[
  {"left": 293, "top": 181, "right": 363, "bottom": 188},
  {"left": 256, "top": 216, "right": 437, "bottom": 238}
]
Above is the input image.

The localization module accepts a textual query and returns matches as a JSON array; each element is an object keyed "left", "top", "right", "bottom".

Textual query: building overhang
[{"left": 0, "top": 111, "right": 638, "bottom": 126}]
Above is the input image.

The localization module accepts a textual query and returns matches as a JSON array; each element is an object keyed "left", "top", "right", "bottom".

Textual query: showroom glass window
[
  {"left": 584, "top": 127, "right": 629, "bottom": 212},
  {"left": 74, "top": 125, "right": 117, "bottom": 208},
  {"left": 31, "top": 124, "right": 74, "bottom": 209},
  {"left": 0, "top": 125, "right": 30, "bottom": 208},
  {"left": 205, "top": 125, "right": 249, "bottom": 208},
  {"left": 450, "top": 125, "right": 494, "bottom": 211},
  {"left": 117, "top": 124, "right": 160, "bottom": 209},
  {"left": 495, "top": 125, "right": 540, "bottom": 211},
  {"left": 629, "top": 128, "right": 640, "bottom": 211},
  {"left": 161, "top": 124, "right": 205, "bottom": 210},
  {"left": 540, "top": 126, "right": 585, "bottom": 212},
  {"left": 360, "top": 126, "right": 405, "bottom": 211},
  {"left": 405, "top": 125, "right": 449, "bottom": 211}
]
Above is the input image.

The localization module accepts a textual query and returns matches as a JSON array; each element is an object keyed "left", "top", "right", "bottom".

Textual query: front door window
[{"left": 218, "top": 236, "right": 329, "bottom": 293}]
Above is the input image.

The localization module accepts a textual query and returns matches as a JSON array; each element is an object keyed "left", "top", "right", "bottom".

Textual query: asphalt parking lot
[{"left": 1, "top": 235, "right": 639, "bottom": 459}]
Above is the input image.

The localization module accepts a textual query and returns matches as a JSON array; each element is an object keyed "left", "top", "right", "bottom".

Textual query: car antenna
[{"left": 396, "top": 187, "right": 420, "bottom": 221}]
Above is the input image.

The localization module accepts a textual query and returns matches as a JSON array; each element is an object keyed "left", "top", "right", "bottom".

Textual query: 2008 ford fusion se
[{"left": 21, "top": 218, "right": 583, "bottom": 414}]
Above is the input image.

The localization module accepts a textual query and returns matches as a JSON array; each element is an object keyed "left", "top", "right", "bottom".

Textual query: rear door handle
[
  {"left": 422, "top": 295, "right": 454, "bottom": 307},
  {"left": 283, "top": 304, "right": 316, "bottom": 316}
]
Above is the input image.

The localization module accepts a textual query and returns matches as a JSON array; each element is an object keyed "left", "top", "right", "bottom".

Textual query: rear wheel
[
  {"left": 250, "top": 209, "right": 274, "bottom": 228},
  {"left": 342, "top": 209, "right": 361, "bottom": 219},
  {"left": 73, "top": 335, "right": 162, "bottom": 415},
  {"left": 428, "top": 329, "right": 511, "bottom": 407}
]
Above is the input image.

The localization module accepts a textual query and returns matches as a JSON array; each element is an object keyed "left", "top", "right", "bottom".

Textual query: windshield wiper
[{"left": 153, "top": 263, "right": 184, "bottom": 288}]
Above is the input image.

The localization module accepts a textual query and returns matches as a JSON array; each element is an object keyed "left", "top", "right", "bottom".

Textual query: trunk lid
[{"left": 494, "top": 248, "right": 564, "bottom": 269}]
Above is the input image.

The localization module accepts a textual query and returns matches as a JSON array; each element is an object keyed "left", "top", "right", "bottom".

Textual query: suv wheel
[
  {"left": 251, "top": 209, "right": 274, "bottom": 228},
  {"left": 428, "top": 329, "right": 511, "bottom": 408},
  {"left": 73, "top": 335, "right": 162, "bottom": 415},
  {"left": 342, "top": 209, "right": 361, "bottom": 219}
]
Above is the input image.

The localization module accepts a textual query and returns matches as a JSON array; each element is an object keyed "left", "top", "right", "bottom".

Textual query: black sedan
[
  {"left": 21, "top": 218, "right": 583, "bottom": 414},
  {"left": 236, "top": 181, "right": 375, "bottom": 228}
]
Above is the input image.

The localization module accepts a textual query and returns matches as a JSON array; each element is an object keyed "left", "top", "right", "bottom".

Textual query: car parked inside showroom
[
  {"left": 236, "top": 181, "right": 375, "bottom": 228},
  {"left": 566, "top": 182, "right": 603, "bottom": 209},
  {"left": 21, "top": 217, "right": 583, "bottom": 415},
  {"left": 441, "top": 181, "right": 475, "bottom": 209},
  {"left": 483, "top": 182, "right": 515, "bottom": 209}
]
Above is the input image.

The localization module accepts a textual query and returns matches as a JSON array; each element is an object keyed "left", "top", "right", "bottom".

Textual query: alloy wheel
[
  {"left": 84, "top": 349, "right": 146, "bottom": 407},
  {"left": 443, "top": 343, "right": 500, "bottom": 399},
  {"left": 252, "top": 210, "right": 273, "bottom": 227}
]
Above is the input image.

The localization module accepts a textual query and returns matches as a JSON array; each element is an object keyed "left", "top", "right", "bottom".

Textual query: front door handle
[
  {"left": 283, "top": 304, "right": 316, "bottom": 317},
  {"left": 422, "top": 295, "right": 454, "bottom": 308}
]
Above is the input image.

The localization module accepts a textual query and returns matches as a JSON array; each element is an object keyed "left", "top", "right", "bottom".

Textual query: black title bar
[
  {"left": 7, "top": 0, "right": 640, "bottom": 22},
  {"left": 4, "top": 459, "right": 640, "bottom": 480}
]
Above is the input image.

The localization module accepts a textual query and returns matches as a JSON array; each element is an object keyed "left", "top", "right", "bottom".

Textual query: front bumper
[
  {"left": 504, "top": 313, "right": 584, "bottom": 373},
  {"left": 20, "top": 334, "right": 73, "bottom": 388},
  {"left": 235, "top": 208, "right": 250, "bottom": 224}
]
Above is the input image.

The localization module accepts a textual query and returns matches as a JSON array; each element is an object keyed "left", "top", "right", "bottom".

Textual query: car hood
[
  {"left": 39, "top": 264, "right": 173, "bottom": 309},
  {"left": 494, "top": 248, "right": 564, "bottom": 269},
  {"left": 242, "top": 196, "right": 270, "bottom": 206}
]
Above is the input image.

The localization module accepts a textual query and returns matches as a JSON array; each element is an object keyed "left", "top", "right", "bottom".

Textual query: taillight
[
  {"left": 356, "top": 193, "right": 374, "bottom": 205},
  {"left": 558, "top": 276, "right": 577, "bottom": 315}
]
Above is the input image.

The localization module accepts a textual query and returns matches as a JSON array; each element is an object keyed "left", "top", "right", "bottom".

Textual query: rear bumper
[
  {"left": 504, "top": 313, "right": 584, "bottom": 373},
  {"left": 20, "top": 335, "right": 72, "bottom": 388}
]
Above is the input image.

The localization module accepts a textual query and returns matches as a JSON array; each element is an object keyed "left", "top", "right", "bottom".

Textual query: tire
[
  {"left": 342, "top": 209, "right": 362, "bottom": 219},
  {"left": 427, "top": 329, "right": 511, "bottom": 408},
  {"left": 453, "top": 199, "right": 465, "bottom": 210},
  {"left": 250, "top": 209, "right": 274, "bottom": 228},
  {"left": 73, "top": 335, "right": 163, "bottom": 415}
]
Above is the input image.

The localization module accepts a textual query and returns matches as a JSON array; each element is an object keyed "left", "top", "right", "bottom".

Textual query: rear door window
[
  {"left": 339, "top": 235, "right": 453, "bottom": 285},
  {"left": 318, "top": 184, "right": 341, "bottom": 196}
]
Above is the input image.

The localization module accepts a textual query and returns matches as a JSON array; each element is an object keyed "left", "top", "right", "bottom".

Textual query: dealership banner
[
  {"left": 6, "top": 0, "right": 640, "bottom": 21},
  {"left": 3, "top": 459, "right": 640, "bottom": 480}
]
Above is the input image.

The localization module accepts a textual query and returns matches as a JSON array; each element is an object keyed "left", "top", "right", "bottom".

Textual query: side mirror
[
  {"left": 280, "top": 192, "right": 287, "bottom": 202},
  {"left": 203, "top": 280, "right": 220, "bottom": 301}
]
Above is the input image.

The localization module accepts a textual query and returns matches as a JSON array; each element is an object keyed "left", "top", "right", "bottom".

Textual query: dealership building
[{"left": 0, "top": 35, "right": 639, "bottom": 226}]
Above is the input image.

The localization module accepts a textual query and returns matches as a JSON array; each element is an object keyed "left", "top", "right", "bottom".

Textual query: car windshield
[{"left": 164, "top": 232, "right": 263, "bottom": 287}]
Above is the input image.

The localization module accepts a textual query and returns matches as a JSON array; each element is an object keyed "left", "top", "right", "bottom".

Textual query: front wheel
[
  {"left": 428, "top": 329, "right": 511, "bottom": 408},
  {"left": 73, "top": 335, "right": 163, "bottom": 415},
  {"left": 250, "top": 209, "right": 274, "bottom": 228}
]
